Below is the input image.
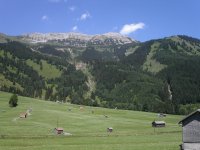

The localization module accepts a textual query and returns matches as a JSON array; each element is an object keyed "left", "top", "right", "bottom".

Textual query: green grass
[
  {"left": 0, "top": 91, "right": 182, "bottom": 150},
  {"left": 143, "top": 42, "right": 167, "bottom": 74},
  {"left": 26, "top": 59, "right": 62, "bottom": 79}
]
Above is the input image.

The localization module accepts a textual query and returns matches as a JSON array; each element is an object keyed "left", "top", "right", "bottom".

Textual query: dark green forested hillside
[
  {"left": 129, "top": 36, "right": 200, "bottom": 113},
  {"left": 79, "top": 35, "right": 200, "bottom": 114},
  {"left": 1, "top": 35, "right": 200, "bottom": 115},
  {"left": 0, "top": 41, "right": 87, "bottom": 102},
  {"left": 90, "top": 61, "right": 165, "bottom": 112}
]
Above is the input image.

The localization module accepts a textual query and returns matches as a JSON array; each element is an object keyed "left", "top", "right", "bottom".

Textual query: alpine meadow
[
  {"left": 0, "top": 91, "right": 182, "bottom": 150},
  {"left": 1, "top": 0, "right": 200, "bottom": 149}
]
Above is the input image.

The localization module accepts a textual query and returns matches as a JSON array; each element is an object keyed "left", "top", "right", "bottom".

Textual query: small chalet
[
  {"left": 179, "top": 109, "right": 200, "bottom": 150},
  {"left": 107, "top": 127, "right": 113, "bottom": 132},
  {"left": 158, "top": 113, "right": 167, "bottom": 118},
  {"left": 152, "top": 121, "right": 166, "bottom": 127},
  {"left": 54, "top": 128, "right": 64, "bottom": 134},
  {"left": 19, "top": 112, "right": 27, "bottom": 118}
]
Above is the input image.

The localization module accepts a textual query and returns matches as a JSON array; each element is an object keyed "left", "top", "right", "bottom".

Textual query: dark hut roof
[
  {"left": 56, "top": 127, "right": 64, "bottom": 131},
  {"left": 178, "top": 109, "right": 200, "bottom": 124}
]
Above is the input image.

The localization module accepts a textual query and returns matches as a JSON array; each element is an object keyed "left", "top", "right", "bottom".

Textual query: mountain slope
[
  {"left": 119, "top": 35, "right": 200, "bottom": 113},
  {"left": 0, "top": 41, "right": 88, "bottom": 101},
  {"left": 1, "top": 33, "right": 200, "bottom": 114}
]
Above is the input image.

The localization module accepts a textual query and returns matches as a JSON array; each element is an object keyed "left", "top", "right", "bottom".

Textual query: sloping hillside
[
  {"left": 1, "top": 34, "right": 200, "bottom": 114},
  {"left": 0, "top": 91, "right": 182, "bottom": 150},
  {"left": 88, "top": 35, "right": 200, "bottom": 114},
  {"left": 0, "top": 41, "right": 88, "bottom": 101}
]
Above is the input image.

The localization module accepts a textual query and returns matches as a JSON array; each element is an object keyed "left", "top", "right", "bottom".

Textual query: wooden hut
[
  {"left": 158, "top": 113, "right": 167, "bottom": 118},
  {"left": 107, "top": 127, "right": 113, "bottom": 132},
  {"left": 54, "top": 128, "right": 64, "bottom": 134},
  {"left": 179, "top": 109, "right": 200, "bottom": 150},
  {"left": 152, "top": 121, "right": 166, "bottom": 127},
  {"left": 19, "top": 112, "right": 27, "bottom": 118}
]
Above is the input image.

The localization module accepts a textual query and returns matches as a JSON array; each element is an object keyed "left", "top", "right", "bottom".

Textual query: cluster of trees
[
  {"left": 0, "top": 50, "right": 45, "bottom": 97},
  {"left": 122, "top": 41, "right": 153, "bottom": 68},
  {"left": 45, "top": 65, "right": 88, "bottom": 102},
  {"left": 179, "top": 103, "right": 200, "bottom": 115},
  {"left": 80, "top": 60, "right": 168, "bottom": 113},
  {"left": 35, "top": 44, "right": 70, "bottom": 59},
  {"left": 9, "top": 94, "right": 18, "bottom": 107}
]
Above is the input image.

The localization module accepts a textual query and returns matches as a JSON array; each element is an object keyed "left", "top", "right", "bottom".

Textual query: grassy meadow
[
  {"left": 26, "top": 59, "right": 62, "bottom": 79},
  {"left": 0, "top": 91, "right": 182, "bottom": 150}
]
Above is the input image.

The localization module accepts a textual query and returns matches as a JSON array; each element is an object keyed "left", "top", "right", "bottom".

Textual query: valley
[{"left": 1, "top": 1, "right": 199, "bottom": 149}]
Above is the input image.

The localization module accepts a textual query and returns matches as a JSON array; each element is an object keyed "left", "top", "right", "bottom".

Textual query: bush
[{"left": 9, "top": 94, "right": 18, "bottom": 107}]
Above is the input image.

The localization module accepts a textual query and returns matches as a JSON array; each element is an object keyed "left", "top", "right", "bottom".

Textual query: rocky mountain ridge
[{"left": 22, "top": 32, "right": 135, "bottom": 46}]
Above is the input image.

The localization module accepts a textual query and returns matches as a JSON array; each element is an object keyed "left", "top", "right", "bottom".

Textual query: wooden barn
[
  {"left": 54, "top": 128, "right": 64, "bottom": 134},
  {"left": 179, "top": 109, "right": 200, "bottom": 150},
  {"left": 158, "top": 113, "right": 167, "bottom": 118},
  {"left": 19, "top": 112, "right": 27, "bottom": 118},
  {"left": 152, "top": 121, "right": 166, "bottom": 127},
  {"left": 107, "top": 127, "right": 113, "bottom": 132}
]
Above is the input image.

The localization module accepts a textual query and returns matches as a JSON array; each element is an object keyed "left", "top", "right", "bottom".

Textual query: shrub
[{"left": 9, "top": 94, "right": 18, "bottom": 107}]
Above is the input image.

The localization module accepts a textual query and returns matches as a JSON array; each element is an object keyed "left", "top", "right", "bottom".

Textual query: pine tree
[{"left": 9, "top": 94, "right": 18, "bottom": 107}]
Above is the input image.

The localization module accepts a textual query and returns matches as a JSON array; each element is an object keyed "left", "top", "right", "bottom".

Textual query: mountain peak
[
  {"left": 22, "top": 32, "right": 135, "bottom": 45},
  {"left": 103, "top": 32, "right": 125, "bottom": 37}
]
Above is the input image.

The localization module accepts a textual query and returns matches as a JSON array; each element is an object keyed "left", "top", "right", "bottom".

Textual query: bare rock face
[
  {"left": 90, "top": 32, "right": 134, "bottom": 45},
  {"left": 22, "top": 32, "right": 135, "bottom": 46}
]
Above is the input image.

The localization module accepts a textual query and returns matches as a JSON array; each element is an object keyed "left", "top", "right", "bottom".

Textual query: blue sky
[{"left": 0, "top": 0, "right": 199, "bottom": 41}]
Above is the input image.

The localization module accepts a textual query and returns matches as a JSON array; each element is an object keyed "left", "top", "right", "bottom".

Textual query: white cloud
[
  {"left": 69, "top": 6, "right": 76, "bottom": 12},
  {"left": 41, "top": 15, "right": 48, "bottom": 21},
  {"left": 80, "top": 12, "right": 90, "bottom": 21},
  {"left": 72, "top": 26, "right": 78, "bottom": 31},
  {"left": 120, "top": 23, "right": 145, "bottom": 35}
]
